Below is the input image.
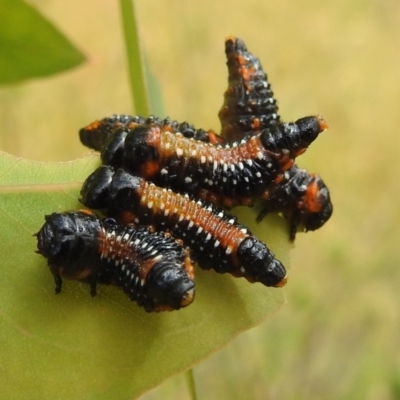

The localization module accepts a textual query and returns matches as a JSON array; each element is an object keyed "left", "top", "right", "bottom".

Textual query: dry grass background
[{"left": 1, "top": 0, "right": 400, "bottom": 399}]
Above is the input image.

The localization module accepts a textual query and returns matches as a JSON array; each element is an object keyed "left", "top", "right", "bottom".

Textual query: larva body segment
[
  {"left": 35, "top": 210, "right": 195, "bottom": 312},
  {"left": 219, "top": 36, "right": 281, "bottom": 142},
  {"left": 80, "top": 166, "right": 288, "bottom": 288}
]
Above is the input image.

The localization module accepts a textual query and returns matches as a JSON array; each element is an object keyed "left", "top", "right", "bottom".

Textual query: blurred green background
[{"left": 1, "top": 0, "right": 400, "bottom": 399}]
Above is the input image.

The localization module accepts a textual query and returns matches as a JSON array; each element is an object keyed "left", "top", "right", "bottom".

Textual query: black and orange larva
[
  {"left": 79, "top": 114, "right": 223, "bottom": 152},
  {"left": 35, "top": 210, "right": 195, "bottom": 312},
  {"left": 257, "top": 167, "right": 333, "bottom": 240},
  {"left": 95, "top": 115, "right": 327, "bottom": 208},
  {"left": 217, "top": 36, "right": 333, "bottom": 239},
  {"left": 218, "top": 36, "right": 281, "bottom": 142},
  {"left": 80, "top": 166, "right": 288, "bottom": 288}
]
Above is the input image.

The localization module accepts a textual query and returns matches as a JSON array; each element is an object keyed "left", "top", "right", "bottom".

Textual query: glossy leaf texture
[
  {"left": 0, "top": 151, "right": 290, "bottom": 399},
  {"left": 0, "top": 0, "right": 85, "bottom": 85}
]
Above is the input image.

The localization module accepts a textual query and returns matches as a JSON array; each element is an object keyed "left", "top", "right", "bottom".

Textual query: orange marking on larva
[
  {"left": 141, "top": 160, "right": 161, "bottom": 179},
  {"left": 237, "top": 54, "right": 247, "bottom": 66},
  {"left": 77, "top": 209, "right": 95, "bottom": 216},
  {"left": 85, "top": 120, "right": 102, "bottom": 132},
  {"left": 240, "top": 66, "right": 256, "bottom": 81},
  {"left": 317, "top": 115, "right": 329, "bottom": 131},
  {"left": 305, "top": 180, "right": 323, "bottom": 213},
  {"left": 251, "top": 118, "right": 261, "bottom": 130}
]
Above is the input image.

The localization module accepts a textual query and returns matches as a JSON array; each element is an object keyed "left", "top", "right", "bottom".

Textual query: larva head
[
  {"left": 236, "top": 237, "right": 287, "bottom": 287},
  {"left": 145, "top": 262, "right": 196, "bottom": 311},
  {"left": 101, "top": 127, "right": 128, "bottom": 167},
  {"left": 35, "top": 211, "right": 100, "bottom": 280},
  {"left": 123, "top": 125, "right": 160, "bottom": 176},
  {"left": 302, "top": 175, "right": 333, "bottom": 232},
  {"left": 80, "top": 165, "right": 115, "bottom": 209}
]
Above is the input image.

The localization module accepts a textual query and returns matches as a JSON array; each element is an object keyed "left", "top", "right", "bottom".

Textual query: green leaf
[
  {"left": 0, "top": 151, "right": 291, "bottom": 399},
  {"left": 0, "top": 0, "right": 85, "bottom": 85}
]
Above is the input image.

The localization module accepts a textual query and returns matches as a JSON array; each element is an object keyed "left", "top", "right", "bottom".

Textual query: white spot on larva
[
  {"left": 232, "top": 142, "right": 238, "bottom": 147},
  {"left": 197, "top": 226, "right": 203, "bottom": 234},
  {"left": 188, "top": 221, "right": 194, "bottom": 229},
  {"left": 134, "top": 239, "right": 140, "bottom": 245},
  {"left": 121, "top": 265, "right": 126, "bottom": 271},
  {"left": 179, "top": 214, "right": 184, "bottom": 222},
  {"left": 267, "top": 163, "right": 272, "bottom": 168},
  {"left": 240, "top": 267, "right": 246, "bottom": 274},
  {"left": 217, "top": 211, "right": 224, "bottom": 218},
  {"left": 153, "top": 254, "right": 163, "bottom": 262},
  {"left": 228, "top": 218, "right": 235, "bottom": 224},
  {"left": 282, "top": 148, "right": 289, "bottom": 154},
  {"left": 214, "top": 240, "right": 220, "bottom": 247},
  {"left": 244, "top": 177, "right": 249, "bottom": 182},
  {"left": 240, "top": 228, "right": 248, "bottom": 234},
  {"left": 147, "top": 245, "right": 154, "bottom": 252},
  {"left": 142, "top": 242, "right": 148, "bottom": 249},
  {"left": 205, "top": 233, "right": 211, "bottom": 241},
  {"left": 226, "top": 246, "right": 232, "bottom": 255},
  {"left": 123, "top": 233, "right": 130, "bottom": 241},
  {"left": 176, "top": 148, "right": 183, "bottom": 157},
  {"left": 233, "top": 179, "right": 237, "bottom": 185},
  {"left": 160, "top": 202, "right": 165, "bottom": 210},
  {"left": 208, "top": 155, "right": 213, "bottom": 162},
  {"left": 161, "top": 168, "right": 168, "bottom": 175},
  {"left": 191, "top": 149, "right": 197, "bottom": 157},
  {"left": 208, "top": 180, "right": 214, "bottom": 186},
  {"left": 239, "top": 162, "right": 244, "bottom": 170},
  {"left": 223, "top": 177, "right": 227, "bottom": 182},
  {"left": 256, "top": 172, "right": 262, "bottom": 178},
  {"left": 165, "top": 142, "right": 170, "bottom": 150},
  {"left": 164, "top": 209, "right": 170, "bottom": 216},
  {"left": 141, "top": 279, "right": 145, "bottom": 286},
  {"left": 230, "top": 164, "right": 235, "bottom": 172},
  {"left": 257, "top": 151, "right": 263, "bottom": 160},
  {"left": 213, "top": 160, "right": 218, "bottom": 171},
  {"left": 147, "top": 201, "right": 153, "bottom": 209},
  {"left": 201, "top": 155, "right": 206, "bottom": 164},
  {"left": 134, "top": 218, "right": 139, "bottom": 224},
  {"left": 246, "top": 159, "right": 253, "bottom": 166},
  {"left": 185, "top": 176, "right": 192, "bottom": 183}
]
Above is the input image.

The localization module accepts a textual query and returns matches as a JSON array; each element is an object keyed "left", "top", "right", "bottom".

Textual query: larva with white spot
[
  {"left": 79, "top": 114, "right": 223, "bottom": 153},
  {"left": 35, "top": 210, "right": 195, "bottom": 312},
  {"left": 219, "top": 36, "right": 281, "bottom": 142},
  {"left": 96, "top": 115, "right": 327, "bottom": 208},
  {"left": 80, "top": 166, "right": 288, "bottom": 288}
]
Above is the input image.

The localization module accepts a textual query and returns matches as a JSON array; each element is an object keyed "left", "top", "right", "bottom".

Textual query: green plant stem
[
  {"left": 118, "top": 0, "right": 150, "bottom": 115},
  {"left": 185, "top": 369, "right": 198, "bottom": 400}
]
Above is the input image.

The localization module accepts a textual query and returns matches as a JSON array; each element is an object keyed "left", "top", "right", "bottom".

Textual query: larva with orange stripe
[
  {"left": 218, "top": 36, "right": 281, "bottom": 142},
  {"left": 218, "top": 37, "right": 333, "bottom": 239},
  {"left": 97, "top": 115, "right": 327, "bottom": 208},
  {"left": 35, "top": 210, "right": 195, "bottom": 312},
  {"left": 80, "top": 166, "right": 288, "bottom": 288},
  {"left": 79, "top": 114, "right": 223, "bottom": 152}
]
